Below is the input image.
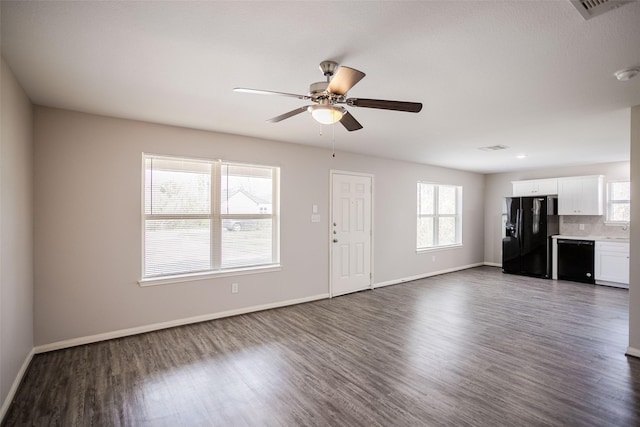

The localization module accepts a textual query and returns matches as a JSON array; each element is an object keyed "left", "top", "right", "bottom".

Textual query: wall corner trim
[
  {"left": 0, "top": 348, "right": 35, "bottom": 422},
  {"left": 626, "top": 347, "right": 640, "bottom": 359},
  {"left": 34, "top": 293, "right": 330, "bottom": 354},
  {"left": 483, "top": 262, "right": 502, "bottom": 267}
]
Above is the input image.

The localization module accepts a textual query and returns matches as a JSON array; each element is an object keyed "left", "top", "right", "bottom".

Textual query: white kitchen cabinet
[
  {"left": 595, "top": 241, "right": 629, "bottom": 287},
  {"left": 512, "top": 178, "right": 558, "bottom": 197},
  {"left": 557, "top": 175, "right": 603, "bottom": 215}
]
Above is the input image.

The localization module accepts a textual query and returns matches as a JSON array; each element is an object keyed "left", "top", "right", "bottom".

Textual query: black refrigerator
[{"left": 502, "top": 196, "right": 559, "bottom": 278}]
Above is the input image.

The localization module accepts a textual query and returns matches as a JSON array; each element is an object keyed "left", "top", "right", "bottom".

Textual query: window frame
[
  {"left": 605, "top": 180, "right": 630, "bottom": 225},
  {"left": 140, "top": 153, "right": 280, "bottom": 286},
  {"left": 416, "top": 181, "right": 463, "bottom": 251}
]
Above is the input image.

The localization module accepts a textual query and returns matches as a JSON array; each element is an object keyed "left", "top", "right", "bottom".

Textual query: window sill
[
  {"left": 139, "top": 264, "right": 281, "bottom": 287},
  {"left": 604, "top": 221, "right": 630, "bottom": 227},
  {"left": 416, "top": 244, "right": 463, "bottom": 254}
]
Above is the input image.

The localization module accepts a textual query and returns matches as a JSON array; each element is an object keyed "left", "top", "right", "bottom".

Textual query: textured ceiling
[{"left": 2, "top": 1, "right": 639, "bottom": 173}]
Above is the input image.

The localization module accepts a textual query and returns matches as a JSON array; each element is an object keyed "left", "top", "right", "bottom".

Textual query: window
[
  {"left": 143, "top": 154, "right": 279, "bottom": 280},
  {"left": 606, "top": 181, "right": 630, "bottom": 223},
  {"left": 417, "top": 182, "right": 462, "bottom": 250}
]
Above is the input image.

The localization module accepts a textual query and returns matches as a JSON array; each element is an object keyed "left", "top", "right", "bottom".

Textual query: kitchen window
[
  {"left": 606, "top": 180, "right": 630, "bottom": 224},
  {"left": 417, "top": 182, "right": 462, "bottom": 250},
  {"left": 141, "top": 154, "right": 279, "bottom": 283}
]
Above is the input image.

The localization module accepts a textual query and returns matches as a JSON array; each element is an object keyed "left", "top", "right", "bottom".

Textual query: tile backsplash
[{"left": 560, "top": 215, "right": 630, "bottom": 238}]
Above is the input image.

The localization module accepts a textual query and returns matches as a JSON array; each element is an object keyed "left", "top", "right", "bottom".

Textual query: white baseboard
[
  {"left": 36, "top": 263, "right": 491, "bottom": 353},
  {"left": 483, "top": 262, "right": 502, "bottom": 267},
  {"left": 0, "top": 348, "right": 35, "bottom": 422},
  {"left": 595, "top": 280, "right": 629, "bottom": 289},
  {"left": 34, "top": 293, "right": 329, "bottom": 354},
  {"left": 626, "top": 347, "right": 640, "bottom": 358},
  {"left": 372, "top": 262, "right": 484, "bottom": 289}
]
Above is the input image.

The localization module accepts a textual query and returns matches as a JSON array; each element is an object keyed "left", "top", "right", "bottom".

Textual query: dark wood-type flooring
[{"left": 4, "top": 266, "right": 640, "bottom": 426}]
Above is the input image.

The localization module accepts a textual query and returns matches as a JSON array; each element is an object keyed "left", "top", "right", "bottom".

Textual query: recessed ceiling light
[
  {"left": 614, "top": 67, "right": 640, "bottom": 82},
  {"left": 516, "top": 154, "right": 527, "bottom": 159}
]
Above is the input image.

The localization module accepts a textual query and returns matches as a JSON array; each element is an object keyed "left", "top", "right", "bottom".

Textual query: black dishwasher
[{"left": 557, "top": 239, "right": 595, "bottom": 284}]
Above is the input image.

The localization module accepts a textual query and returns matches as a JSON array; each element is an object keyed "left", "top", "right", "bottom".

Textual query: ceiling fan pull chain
[{"left": 332, "top": 122, "right": 336, "bottom": 158}]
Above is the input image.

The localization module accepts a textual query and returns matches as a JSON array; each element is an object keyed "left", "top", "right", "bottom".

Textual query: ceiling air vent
[
  {"left": 479, "top": 145, "right": 509, "bottom": 152},
  {"left": 570, "top": 0, "right": 633, "bottom": 20}
]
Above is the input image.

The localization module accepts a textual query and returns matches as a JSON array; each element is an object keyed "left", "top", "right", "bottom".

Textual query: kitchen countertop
[{"left": 552, "top": 235, "right": 630, "bottom": 243}]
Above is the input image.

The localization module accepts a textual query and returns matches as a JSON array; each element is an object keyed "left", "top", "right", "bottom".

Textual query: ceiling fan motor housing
[
  {"left": 309, "top": 81, "right": 343, "bottom": 105},
  {"left": 309, "top": 81, "right": 329, "bottom": 96}
]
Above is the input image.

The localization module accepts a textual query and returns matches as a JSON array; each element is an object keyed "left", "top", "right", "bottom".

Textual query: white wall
[
  {"left": 0, "top": 58, "right": 34, "bottom": 411},
  {"left": 629, "top": 106, "right": 640, "bottom": 353},
  {"left": 33, "top": 107, "right": 485, "bottom": 346},
  {"left": 484, "top": 161, "right": 630, "bottom": 265}
]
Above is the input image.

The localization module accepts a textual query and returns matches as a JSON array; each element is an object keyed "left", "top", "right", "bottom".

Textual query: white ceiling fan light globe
[{"left": 308, "top": 105, "right": 344, "bottom": 125}]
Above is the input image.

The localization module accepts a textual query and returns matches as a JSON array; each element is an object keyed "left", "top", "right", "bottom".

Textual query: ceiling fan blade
[
  {"left": 267, "top": 106, "right": 311, "bottom": 123},
  {"left": 340, "top": 111, "right": 363, "bottom": 132},
  {"left": 234, "top": 88, "right": 311, "bottom": 100},
  {"left": 327, "top": 66, "right": 366, "bottom": 95},
  {"left": 347, "top": 98, "right": 423, "bottom": 113}
]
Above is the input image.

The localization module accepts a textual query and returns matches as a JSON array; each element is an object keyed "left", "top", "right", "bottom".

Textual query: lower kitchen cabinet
[{"left": 594, "top": 241, "right": 630, "bottom": 287}]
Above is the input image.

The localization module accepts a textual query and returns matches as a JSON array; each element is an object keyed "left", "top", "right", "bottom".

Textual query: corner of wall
[
  {"left": 0, "top": 56, "right": 36, "bottom": 422},
  {"left": 628, "top": 106, "right": 640, "bottom": 351}
]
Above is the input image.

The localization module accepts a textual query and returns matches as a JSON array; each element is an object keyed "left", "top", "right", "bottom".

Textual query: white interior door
[{"left": 330, "top": 172, "right": 372, "bottom": 297}]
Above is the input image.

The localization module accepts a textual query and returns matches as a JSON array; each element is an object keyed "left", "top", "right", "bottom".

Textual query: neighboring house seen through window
[
  {"left": 417, "top": 182, "right": 462, "bottom": 250},
  {"left": 606, "top": 181, "right": 630, "bottom": 224},
  {"left": 143, "top": 154, "right": 279, "bottom": 280}
]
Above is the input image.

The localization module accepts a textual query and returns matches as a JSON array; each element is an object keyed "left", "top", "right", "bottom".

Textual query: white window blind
[
  {"left": 143, "top": 155, "right": 279, "bottom": 279},
  {"left": 417, "top": 182, "right": 462, "bottom": 250}
]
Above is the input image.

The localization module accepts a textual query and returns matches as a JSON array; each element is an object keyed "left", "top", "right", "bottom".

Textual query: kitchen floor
[{"left": 3, "top": 266, "right": 639, "bottom": 426}]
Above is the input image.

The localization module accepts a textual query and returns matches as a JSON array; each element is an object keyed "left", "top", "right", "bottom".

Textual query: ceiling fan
[{"left": 233, "top": 61, "right": 423, "bottom": 132}]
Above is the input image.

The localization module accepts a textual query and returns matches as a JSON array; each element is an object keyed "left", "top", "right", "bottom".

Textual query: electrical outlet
[
  {"left": 432, "top": 255, "right": 436, "bottom": 262},
  {"left": 579, "top": 224, "right": 585, "bottom": 231},
  {"left": 231, "top": 283, "right": 238, "bottom": 294}
]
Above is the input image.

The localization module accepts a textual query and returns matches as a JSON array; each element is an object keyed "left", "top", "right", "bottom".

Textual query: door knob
[{"left": 333, "top": 239, "right": 338, "bottom": 243}]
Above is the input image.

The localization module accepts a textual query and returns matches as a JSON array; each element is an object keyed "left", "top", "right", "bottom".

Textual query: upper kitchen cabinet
[
  {"left": 557, "top": 175, "right": 604, "bottom": 215},
  {"left": 512, "top": 178, "right": 558, "bottom": 197}
]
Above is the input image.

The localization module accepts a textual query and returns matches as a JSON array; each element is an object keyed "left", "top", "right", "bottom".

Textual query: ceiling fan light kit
[
  {"left": 308, "top": 105, "right": 345, "bottom": 125},
  {"left": 234, "top": 60, "right": 423, "bottom": 131}
]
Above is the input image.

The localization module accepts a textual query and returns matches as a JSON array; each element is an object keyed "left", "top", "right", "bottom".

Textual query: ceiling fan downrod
[{"left": 319, "top": 60, "right": 338, "bottom": 81}]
